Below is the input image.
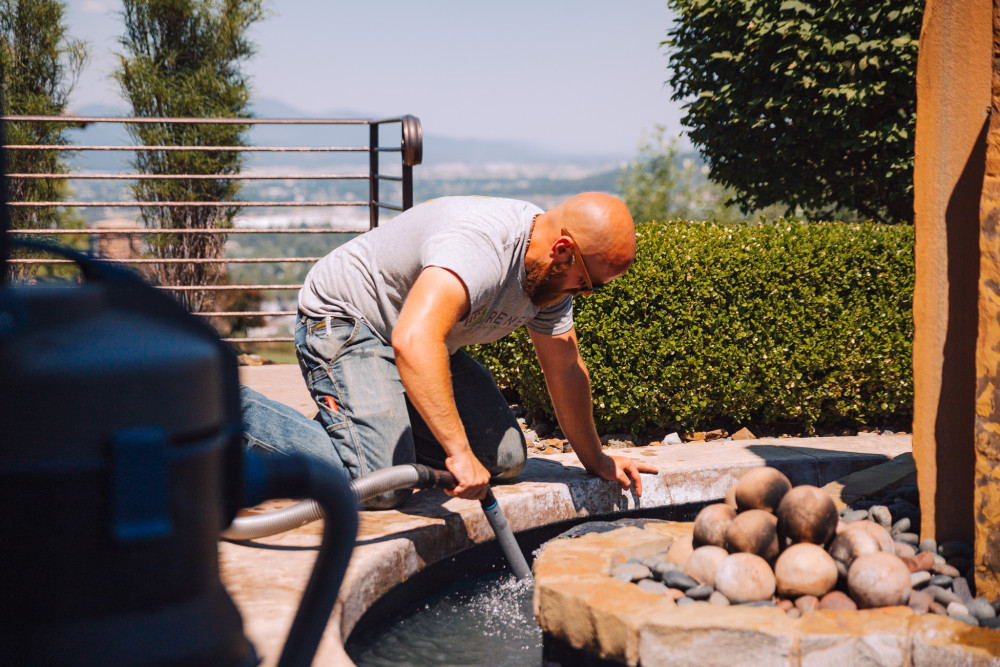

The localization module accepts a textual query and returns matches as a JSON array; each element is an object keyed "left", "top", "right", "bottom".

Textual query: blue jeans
[{"left": 240, "top": 313, "right": 527, "bottom": 508}]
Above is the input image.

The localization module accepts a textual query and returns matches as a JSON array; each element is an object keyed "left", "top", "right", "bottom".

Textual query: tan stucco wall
[{"left": 913, "top": 0, "right": 992, "bottom": 546}]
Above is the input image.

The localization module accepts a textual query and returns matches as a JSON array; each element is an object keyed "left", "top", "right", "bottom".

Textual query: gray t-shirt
[{"left": 298, "top": 196, "right": 574, "bottom": 354}]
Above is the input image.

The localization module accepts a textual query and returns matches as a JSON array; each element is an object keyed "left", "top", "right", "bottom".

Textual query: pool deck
[{"left": 223, "top": 364, "right": 913, "bottom": 666}]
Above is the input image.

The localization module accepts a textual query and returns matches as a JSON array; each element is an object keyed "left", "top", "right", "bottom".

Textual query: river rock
[
  {"left": 661, "top": 570, "right": 698, "bottom": 590},
  {"left": 637, "top": 579, "right": 669, "bottom": 595},
  {"left": 828, "top": 524, "right": 881, "bottom": 577},
  {"left": 733, "top": 467, "right": 792, "bottom": 513},
  {"left": 847, "top": 552, "right": 912, "bottom": 609},
  {"left": 967, "top": 598, "right": 998, "bottom": 621},
  {"left": 895, "top": 532, "right": 920, "bottom": 547},
  {"left": 952, "top": 576, "right": 973, "bottom": 604},
  {"left": 868, "top": 505, "right": 893, "bottom": 529},
  {"left": 819, "top": 591, "right": 858, "bottom": 611},
  {"left": 611, "top": 563, "right": 651, "bottom": 582},
  {"left": 693, "top": 503, "right": 737, "bottom": 548},
  {"left": 684, "top": 545, "right": 729, "bottom": 587},
  {"left": 932, "top": 562, "right": 961, "bottom": 577},
  {"left": 894, "top": 542, "right": 916, "bottom": 559},
  {"left": 841, "top": 509, "right": 869, "bottom": 523},
  {"left": 774, "top": 543, "right": 838, "bottom": 598},
  {"left": 714, "top": 553, "right": 776, "bottom": 604},
  {"left": 775, "top": 485, "right": 838, "bottom": 548},
  {"left": 918, "top": 538, "right": 937, "bottom": 554},
  {"left": 908, "top": 589, "right": 933, "bottom": 614},
  {"left": 890, "top": 517, "right": 911, "bottom": 535},
  {"left": 910, "top": 571, "right": 932, "bottom": 588},
  {"left": 708, "top": 590, "right": 730, "bottom": 606},
  {"left": 795, "top": 595, "right": 819, "bottom": 613},
  {"left": 686, "top": 585, "right": 714, "bottom": 600},
  {"left": 725, "top": 509, "right": 780, "bottom": 562}
]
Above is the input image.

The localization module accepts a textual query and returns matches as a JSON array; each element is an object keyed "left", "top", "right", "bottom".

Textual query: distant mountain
[{"left": 60, "top": 98, "right": 625, "bottom": 172}]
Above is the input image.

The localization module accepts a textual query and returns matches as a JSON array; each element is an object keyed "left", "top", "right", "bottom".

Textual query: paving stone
[{"left": 798, "top": 608, "right": 912, "bottom": 666}]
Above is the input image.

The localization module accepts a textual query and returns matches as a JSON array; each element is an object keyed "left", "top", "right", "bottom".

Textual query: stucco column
[
  {"left": 913, "top": 0, "right": 992, "bottom": 545},
  {"left": 975, "top": 0, "right": 1000, "bottom": 600}
]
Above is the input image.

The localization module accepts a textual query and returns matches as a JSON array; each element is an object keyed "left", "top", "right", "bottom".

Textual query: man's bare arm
[
  {"left": 528, "top": 327, "right": 657, "bottom": 495},
  {"left": 392, "top": 266, "right": 491, "bottom": 500}
]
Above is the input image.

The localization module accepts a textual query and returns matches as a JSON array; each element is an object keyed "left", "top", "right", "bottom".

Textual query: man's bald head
[{"left": 544, "top": 192, "right": 636, "bottom": 275}]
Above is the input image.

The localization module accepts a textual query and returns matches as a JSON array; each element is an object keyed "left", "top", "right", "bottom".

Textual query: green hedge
[{"left": 469, "top": 220, "right": 914, "bottom": 436}]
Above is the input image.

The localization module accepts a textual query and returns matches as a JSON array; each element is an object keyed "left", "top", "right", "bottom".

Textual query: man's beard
[{"left": 525, "top": 257, "right": 572, "bottom": 307}]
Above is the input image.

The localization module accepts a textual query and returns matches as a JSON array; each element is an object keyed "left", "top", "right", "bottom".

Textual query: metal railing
[{"left": 3, "top": 114, "right": 422, "bottom": 344}]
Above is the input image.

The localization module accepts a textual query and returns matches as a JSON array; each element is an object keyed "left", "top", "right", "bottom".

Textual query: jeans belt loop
[{"left": 324, "top": 315, "right": 331, "bottom": 333}]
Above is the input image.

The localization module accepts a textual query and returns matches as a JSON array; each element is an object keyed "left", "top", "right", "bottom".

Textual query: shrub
[{"left": 470, "top": 220, "right": 914, "bottom": 436}]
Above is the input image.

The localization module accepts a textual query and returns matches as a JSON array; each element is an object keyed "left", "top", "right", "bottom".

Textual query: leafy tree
[
  {"left": 664, "top": 0, "right": 922, "bottom": 223},
  {"left": 0, "top": 0, "right": 87, "bottom": 279},
  {"left": 114, "top": 0, "right": 264, "bottom": 310},
  {"left": 617, "top": 125, "right": 743, "bottom": 223}
]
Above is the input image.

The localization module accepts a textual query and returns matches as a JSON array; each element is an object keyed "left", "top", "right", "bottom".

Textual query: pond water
[{"left": 347, "top": 572, "right": 540, "bottom": 666}]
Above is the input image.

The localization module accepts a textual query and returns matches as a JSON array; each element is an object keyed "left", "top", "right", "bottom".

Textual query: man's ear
[{"left": 550, "top": 236, "right": 574, "bottom": 262}]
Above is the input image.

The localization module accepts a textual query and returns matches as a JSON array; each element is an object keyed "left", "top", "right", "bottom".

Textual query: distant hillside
[{"left": 60, "top": 98, "right": 627, "bottom": 172}]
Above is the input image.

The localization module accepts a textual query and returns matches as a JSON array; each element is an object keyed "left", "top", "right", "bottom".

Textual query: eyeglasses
[{"left": 561, "top": 227, "right": 606, "bottom": 293}]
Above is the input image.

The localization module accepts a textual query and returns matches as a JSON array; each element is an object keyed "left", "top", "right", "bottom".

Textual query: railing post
[
  {"left": 369, "top": 122, "right": 379, "bottom": 229},
  {"left": 401, "top": 115, "right": 423, "bottom": 211}
]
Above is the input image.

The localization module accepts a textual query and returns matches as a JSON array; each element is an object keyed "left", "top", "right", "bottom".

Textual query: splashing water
[{"left": 347, "top": 572, "right": 540, "bottom": 666}]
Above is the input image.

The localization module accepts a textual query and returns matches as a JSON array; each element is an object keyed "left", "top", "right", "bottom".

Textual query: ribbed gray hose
[
  {"left": 222, "top": 464, "right": 423, "bottom": 541},
  {"left": 222, "top": 462, "right": 533, "bottom": 580}
]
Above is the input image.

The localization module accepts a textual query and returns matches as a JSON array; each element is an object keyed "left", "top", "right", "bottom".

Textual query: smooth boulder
[
  {"left": 714, "top": 553, "right": 776, "bottom": 604},
  {"left": 848, "top": 552, "right": 912, "bottom": 609},
  {"left": 725, "top": 509, "right": 780, "bottom": 562},
  {"left": 684, "top": 545, "right": 729, "bottom": 587},
  {"left": 733, "top": 467, "right": 792, "bottom": 513},
  {"left": 774, "top": 543, "right": 838, "bottom": 598},
  {"left": 776, "top": 485, "right": 838, "bottom": 548},
  {"left": 693, "top": 503, "right": 738, "bottom": 548}
]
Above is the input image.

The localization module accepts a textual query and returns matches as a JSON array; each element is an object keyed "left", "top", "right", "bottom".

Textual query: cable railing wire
[{"left": 3, "top": 114, "right": 422, "bottom": 344}]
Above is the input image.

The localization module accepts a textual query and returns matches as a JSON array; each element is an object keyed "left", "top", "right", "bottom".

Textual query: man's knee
[{"left": 491, "top": 425, "right": 527, "bottom": 480}]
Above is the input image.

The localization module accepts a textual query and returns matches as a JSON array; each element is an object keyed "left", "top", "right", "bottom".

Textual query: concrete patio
[{"left": 221, "top": 364, "right": 913, "bottom": 666}]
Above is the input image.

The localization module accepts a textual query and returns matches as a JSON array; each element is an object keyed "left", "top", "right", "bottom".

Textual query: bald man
[{"left": 240, "top": 194, "right": 657, "bottom": 507}]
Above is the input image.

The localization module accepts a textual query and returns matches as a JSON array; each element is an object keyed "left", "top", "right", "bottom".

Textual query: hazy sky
[{"left": 65, "top": 0, "right": 684, "bottom": 157}]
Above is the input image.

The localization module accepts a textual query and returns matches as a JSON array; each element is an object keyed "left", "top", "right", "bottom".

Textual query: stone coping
[
  {"left": 220, "top": 364, "right": 913, "bottom": 666},
  {"left": 533, "top": 523, "right": 1000, "bottom": 666}
]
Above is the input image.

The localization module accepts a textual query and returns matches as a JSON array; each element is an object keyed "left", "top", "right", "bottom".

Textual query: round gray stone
[
  {"left": 928, "top": 574, "right": 953, "bottom": 588},
  {"left": 918, "top": 538, "right": 937, "bottom": 554},
  {"left": 661, "top": 570, "right": 699, "bottom": 590},
  {"left": 890, "top": 517, "right": 911, "bottom": 536},
  {"left": 611, "top": 563, "right": 651, "bottom": 582},
  {"left": 948, "top": 611, "right": 980, "bottom": 626},
  {"left": 686, "top": 585, "right": 714, "bottom": 600},
  {"left": 636, "top": 579, "right": 670, "bottom": 595},
  {"left": 869, "top": 505, "right": 893, "bottom": 529},
  {"left": 966, "top": 598, "right": 997, "bottom": 621},
  {"left": 652, "top": 561, "right": 683, "bottom": 579},
  {"left": 841, "top": 509, "right": 869, "bottom": 523},
  {"left": 708, "top": 591, "right": 730, "bottom": 606}
]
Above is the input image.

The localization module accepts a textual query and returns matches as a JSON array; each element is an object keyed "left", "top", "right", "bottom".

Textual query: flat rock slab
[
  {"left": 534, "top": 524, "right": 1000, "bottom": 667},
  {"left": 222, "top": 364, "right": 914, "bottom": 666}
]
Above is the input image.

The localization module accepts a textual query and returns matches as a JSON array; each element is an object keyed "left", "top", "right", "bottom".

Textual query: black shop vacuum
[{"left": 0, "top": 143, "right": 357, "bottom": 664}]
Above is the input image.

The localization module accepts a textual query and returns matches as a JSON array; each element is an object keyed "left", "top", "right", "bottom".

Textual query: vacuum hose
[{"left": 223, "top": 463, "right": 532, "bottom": 580}]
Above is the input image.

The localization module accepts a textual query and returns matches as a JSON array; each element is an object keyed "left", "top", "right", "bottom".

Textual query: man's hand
[
  {"left": 444, "top": 450, "right": 492, "bottom": 500},
  {"left": 594, "top": 454, "right": 658, "bottom": 496}
]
